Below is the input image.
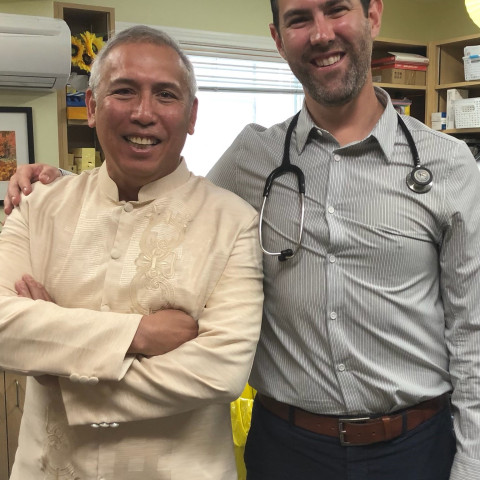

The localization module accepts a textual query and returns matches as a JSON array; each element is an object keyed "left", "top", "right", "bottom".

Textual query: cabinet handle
[{"left": 15, "top": 380, "right": 20, "bottom": 408}]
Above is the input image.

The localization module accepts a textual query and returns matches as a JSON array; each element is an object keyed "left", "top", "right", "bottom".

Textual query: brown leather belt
[{"left": 257, "top": 393, "right": 449, "bottom": 446}]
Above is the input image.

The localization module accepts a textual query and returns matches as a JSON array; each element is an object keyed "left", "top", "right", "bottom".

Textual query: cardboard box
[
  {"left": 71, "top": 147, "right": 96, "bottom": 172},
  {"left": 464, "top": 45, "right": 480, "bottom": 57},
  {"left": 371, "top": 67, "right": 426, "bottom": 86},
  {"left": 446, "top": 89, "right": 468, "bottom": 129},
  {"left": 431, "top": 112, "right": 446, "bottom": 130},
  {"left": 67, "top": 106, "right": 88, "bottom": 120}
]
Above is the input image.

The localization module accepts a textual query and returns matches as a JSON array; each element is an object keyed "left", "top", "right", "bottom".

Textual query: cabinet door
[
  {"left": 0, "top": 372, "right": 8, "bottom": 480},
  {"left": 4, "top": 373, "right": 26, "bottom": 476}
]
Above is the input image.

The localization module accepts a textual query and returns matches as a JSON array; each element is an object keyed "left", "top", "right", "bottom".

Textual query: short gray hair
[{"left": 89, "top": 25, "right": 197, "bottom": 102}]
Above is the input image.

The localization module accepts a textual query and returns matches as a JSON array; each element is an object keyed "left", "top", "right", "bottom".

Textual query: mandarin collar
[{"left": 99, "top": 157, "right": 191, "bottom": 204}]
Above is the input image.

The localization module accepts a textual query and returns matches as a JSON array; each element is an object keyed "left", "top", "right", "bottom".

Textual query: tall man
[
  {"left": 5, "top": 1, "right": 480, "bottom": 479},
  {"left": 0, "top": 25, "right": 263, "bottom": 479}
]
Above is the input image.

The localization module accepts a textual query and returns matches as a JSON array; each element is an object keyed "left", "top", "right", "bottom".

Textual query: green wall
[{"left": 0, "top": 0, "right": 480, "bottom": 221}]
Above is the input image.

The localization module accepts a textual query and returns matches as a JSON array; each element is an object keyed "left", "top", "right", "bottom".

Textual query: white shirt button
[
  {"left": 91, "top": 423, "right": 100, "bottom": 428},
  {"left": 328, "top": 255, "right": 336, "bottom": 263},
  {"left": 330, "top": 311, "right": 337, "bottom": 320},
  {"left": 99, "top": 422, "right": 110, "bottom": 428},
  {"left": 338, "top": 364, "right": 346, "bottom": 372},
  {"left": 78, "top": 376, "right": 90, "bottom": 384},
  {"left": 327, "top": 206, "right": 335, "bottom": 214},
  {"left": 69, "top": 373, "right": 80, "bottom": 383},
  {"left": 124, "top": 203, "right": 133, "bottom": 212},
  {"left": 87, "top": 377, "right": 99, "bottom": 385},
  {"left": 334, "top": 154, "right": 341, "bottom": 162},
  {"left": 110, "top": 422, "right": 120, "bottom": 428}
]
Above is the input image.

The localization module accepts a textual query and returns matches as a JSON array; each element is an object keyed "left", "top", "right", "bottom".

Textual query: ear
[
  {"left": 86, "top": 88, "right": 97, "bottom": 128},
  {"left": 269, "top": 23, "right": 287, "bottom": 61},
  {"left": 187, "top": 97, "right": 199, "bottom": 135},
  {"left": 368, "top": 0, "right": 383, "bottom": 39}
]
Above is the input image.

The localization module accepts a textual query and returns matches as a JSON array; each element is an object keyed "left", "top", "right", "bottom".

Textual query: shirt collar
[
  {"left": 99, "top": 157, "right": 191, "bottom": 203},
  {"left": 295, "top": 87, "right": 398, "bottom": 163}
]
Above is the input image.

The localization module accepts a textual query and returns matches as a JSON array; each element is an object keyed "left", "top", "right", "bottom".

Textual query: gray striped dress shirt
[{"left": 207, "top": 88, "right": 480, "bottom": 478}]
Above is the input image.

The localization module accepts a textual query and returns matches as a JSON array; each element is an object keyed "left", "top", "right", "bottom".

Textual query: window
[
  {"left": 184, "top": 56, "right": 304, "bottom": 175},
  {"left": 116, "top": 22, "right": 304, "bottom": 175}
]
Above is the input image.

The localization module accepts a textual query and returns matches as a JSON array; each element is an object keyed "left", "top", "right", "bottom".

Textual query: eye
[
  {"left": 326, "top": 5, "right": 350, "bottom": 18},
  {"left": 111, "top": 87, "right": 135, "bottom": 98},
  {"left": 285, "top": 15, "right": 310, "bottom": 28},
  {"left": 156, "top": 90, "right": 178, "bottom": 102}
]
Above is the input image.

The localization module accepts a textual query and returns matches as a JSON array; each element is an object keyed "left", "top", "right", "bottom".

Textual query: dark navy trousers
[{"left": 245, "top": 398, "right": 455, "bottom": 480}]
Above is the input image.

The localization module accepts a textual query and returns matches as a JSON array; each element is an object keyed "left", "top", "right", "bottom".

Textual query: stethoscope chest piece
[{"left": 406, "top": 166, "right": 433, "bottom": 194}]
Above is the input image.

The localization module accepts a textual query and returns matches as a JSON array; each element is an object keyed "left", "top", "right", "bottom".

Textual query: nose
[
  {"left": 310, "top": 14, "right": 335, "bottom": 46},
  {"left": 130, "top": 92, "right": 156, "bottom": 126}
]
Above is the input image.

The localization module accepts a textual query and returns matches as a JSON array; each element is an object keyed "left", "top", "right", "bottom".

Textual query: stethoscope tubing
[{"left": 259, "top": 111, "right": 433, "bottom": 261}]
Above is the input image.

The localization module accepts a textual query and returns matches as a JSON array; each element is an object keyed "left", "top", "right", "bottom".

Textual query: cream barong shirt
[{"left": 0, "top": 160, "right": 263, "bottom": 480}]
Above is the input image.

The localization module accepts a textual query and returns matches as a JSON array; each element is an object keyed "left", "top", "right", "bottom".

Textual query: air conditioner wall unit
[{"left": 0, "top": 13, "right": 71, "bottom": 91}]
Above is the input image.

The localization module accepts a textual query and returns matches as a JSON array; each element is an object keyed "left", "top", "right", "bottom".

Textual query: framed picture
[{"left": 0, "top": 107, "right": 35, "bottom": 206}]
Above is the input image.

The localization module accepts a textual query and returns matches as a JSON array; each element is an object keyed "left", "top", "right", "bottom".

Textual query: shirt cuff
[{"left": 450, "top": 452, "right": 480, "bottom": 480}]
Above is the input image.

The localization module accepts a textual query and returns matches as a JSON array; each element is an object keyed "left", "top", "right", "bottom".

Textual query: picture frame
[{"left": 0, "top": 107, "right": 35, "bottom": 206}]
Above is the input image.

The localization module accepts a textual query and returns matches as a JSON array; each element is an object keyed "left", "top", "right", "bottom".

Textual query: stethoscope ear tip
[{"left": 278, "top": 249, "right": 294, "bottom": 261}]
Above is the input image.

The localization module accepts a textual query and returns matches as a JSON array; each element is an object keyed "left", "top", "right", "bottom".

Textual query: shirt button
[
  {"left": 328, "top": 255, "right": 336, "bottom": 263},
  {"left": 327, "top": 206, "right": 335, "bottom": 214},
  {"left": 78, "top": 376, "right": 90, "bottom": 384},
  {"left": 338, "top": 364, "right": 346, "bottom": 372},
  {"left": 124, "top": 203, "right": 133, "bottom": 212},
  {"left": 111, "top": 249, "right": 121, "bottom": 259},
  {"left": 330, "top": 311, "right": 337, "bottom": 320},
  {"left": 87, "top": 377, "right": 99, "bottom": 385},
  {"left": 69, "top": 373, "right": 80, "bottom": 383},
  {"left": 334, "top": 154, "right": 341, "bottom": 162}
]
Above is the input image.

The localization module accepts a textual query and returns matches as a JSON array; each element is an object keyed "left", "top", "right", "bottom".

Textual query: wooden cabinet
[
  {"left": 427, "top": 33, "right": 480, "bottom": 137},
  {"left": 54, "top": 2, "right": 115, "bottom": 169},
  {"left": 0, "top": 372, "right": 25, "bottom": 479},
  {"left": 373, "top": 37, "right": 429, "bottom": 124}
]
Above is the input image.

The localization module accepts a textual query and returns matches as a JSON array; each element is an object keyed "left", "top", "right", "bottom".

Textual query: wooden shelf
[
  {"left": 428, "top": 33, "right": 480, "bottom": 136},
  {"left": 373, "top": 37, "right": 429, "bottom": 124},
  {"left": 54, "top": 2, "right": 115, "bottom": 169}
]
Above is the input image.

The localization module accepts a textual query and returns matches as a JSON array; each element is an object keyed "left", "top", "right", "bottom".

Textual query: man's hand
[
  {"left": 15, "top": 275, "right": 197, "bottom": 357},
  {"left": 4, "top": 164, "right": 61, "bottom": 215},
  {"left": 15, "top": 274, "right": 54, "bottom": 302},
  {"left": 129, "top": 310, "right": 198, "bottom": 356}
]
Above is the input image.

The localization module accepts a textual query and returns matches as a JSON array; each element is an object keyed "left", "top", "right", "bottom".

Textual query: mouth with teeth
[
  {"left": 311, "top": 53, "right": 343, "bottom": 67},
  {"left": 125, "top": 136, "right": 160, "bottom": 148}
]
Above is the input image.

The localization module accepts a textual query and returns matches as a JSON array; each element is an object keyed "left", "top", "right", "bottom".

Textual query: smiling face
[
  {"left": 270, "top": 0, "right": 382, "bottom": 108},
  {"left": 86, "top": 42, "right": 198, "bottom": 201}
]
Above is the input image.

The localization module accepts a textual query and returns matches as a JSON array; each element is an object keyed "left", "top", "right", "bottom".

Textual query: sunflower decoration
[
  {"left": 71, "top": 31, "right": 105, "bottom": 74},
  {"left": 71, "top": 35, "right": 84, "bottom": 68}
]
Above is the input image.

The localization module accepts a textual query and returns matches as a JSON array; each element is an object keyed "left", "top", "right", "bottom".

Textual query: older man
[
  {"left": 8, "top": 1, "right": 480, "bottom": 479},
  {"left": 0, "top": 25, "right": 263, "bottom": 479}
]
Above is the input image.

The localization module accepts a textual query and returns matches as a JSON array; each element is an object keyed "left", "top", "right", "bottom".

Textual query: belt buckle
[{"left": 338, "top": 417, "right": 371, "bottom": 446}]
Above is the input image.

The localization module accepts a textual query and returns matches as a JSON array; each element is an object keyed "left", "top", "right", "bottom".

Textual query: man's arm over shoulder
[{"left": 3, "top": 163, "right": 64, "bottom": 215}]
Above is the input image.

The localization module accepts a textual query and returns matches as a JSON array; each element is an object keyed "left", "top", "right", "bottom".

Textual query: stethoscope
[{"left": 259, "top": 112, "right": 433, "bottom": 262}]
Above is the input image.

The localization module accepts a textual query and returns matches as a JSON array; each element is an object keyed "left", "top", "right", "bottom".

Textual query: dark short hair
[{"left": 270, "top": 0, "right": 371, "bottom": 31}]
